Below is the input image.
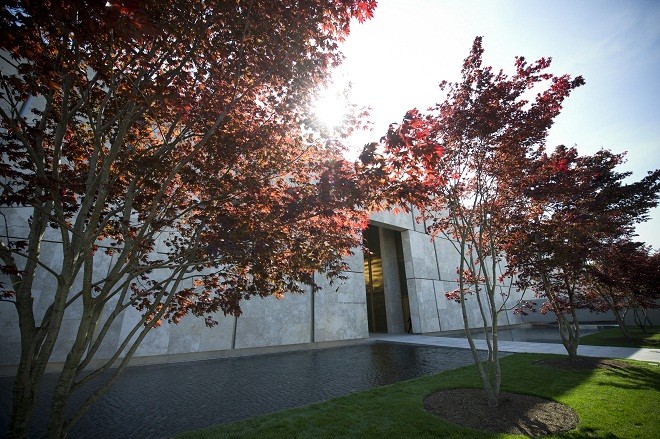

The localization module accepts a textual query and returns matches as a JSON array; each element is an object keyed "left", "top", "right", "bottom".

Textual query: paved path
[{"left": 371, "top": 334, "right": 660, "bottom": 363}]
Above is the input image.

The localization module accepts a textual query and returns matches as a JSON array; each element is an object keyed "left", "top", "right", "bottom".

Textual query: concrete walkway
[{"left": 371, "top": 334, "right": 660, "bottom": 363}]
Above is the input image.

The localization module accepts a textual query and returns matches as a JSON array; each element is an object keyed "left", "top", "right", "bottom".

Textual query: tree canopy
[
  {"left": 377, "top": 37, "right": 585, "bottom": 406},
  {"left": 0, "top": 1, "right": 376, "bottom": 437}
]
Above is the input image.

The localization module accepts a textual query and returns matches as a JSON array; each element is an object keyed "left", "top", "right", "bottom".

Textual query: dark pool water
[{"left": 0, "top": 343, "right": 491, "bottom": 438}]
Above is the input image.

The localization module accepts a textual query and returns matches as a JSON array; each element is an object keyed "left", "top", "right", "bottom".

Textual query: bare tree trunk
[
  {"left": 540, "top": 272, "right": 580, "bottom": 361},
  {"left": 488, "top": 290, "right": 501, "bottom": 401},
  {"left": 45, "top": 308, "right": 98, "bottom": 438},
  {"left": 565, "top": 281, "right": 580, "bottom": 360},
  {"left": 461, "top": 298, "right": 499, "bottom": 407},
  {"left": 11, "top": 297, "right": 70, "bottom": 438},
  {"left": 10, "top": 260, "right": 68, "bottom": 437},
  {"left": 612, "top": 307, "right": 631, "bottom": 339},
  {"left": 10, "top": 328, "right": 39, "bottom": 439},
  {"left": 456, "top": 236, "right": 499, "bottom": 408},
  {"left": 595, "top": 287, "right": 630, "bottom": 340},
  {"left": 557, "top": 313, "right": 579, "bottom": 360},
  {"left": 633, "top": 308, "right": 652, "bottom": 332}
]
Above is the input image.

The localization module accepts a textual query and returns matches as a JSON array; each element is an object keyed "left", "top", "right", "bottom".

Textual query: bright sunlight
[{"left": 312, "top": 83, "right": 349, "bottom": 130}]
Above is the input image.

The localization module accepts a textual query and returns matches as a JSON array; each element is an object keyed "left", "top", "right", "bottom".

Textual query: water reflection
[{"left": 0, "top": 343, "right": 490, "bottom": 439}]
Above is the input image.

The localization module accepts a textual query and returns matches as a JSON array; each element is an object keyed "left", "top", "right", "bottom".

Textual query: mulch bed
[
  {"left": 423, "top": 357, "right": 638, "bottom": 436},
  {"left": 424, "top": 388, "right": 579, "bottom": 437}
]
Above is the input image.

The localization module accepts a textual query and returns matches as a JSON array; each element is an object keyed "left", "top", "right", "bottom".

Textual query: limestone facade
[{"left": 0, "top": 208, "right": 524, "bottom": 366}]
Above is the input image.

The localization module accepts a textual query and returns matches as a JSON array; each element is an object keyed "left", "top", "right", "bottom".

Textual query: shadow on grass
[
  {"left": 511, "top": 354, "right": 658, "bottom": 439},
  {"left": 579, "top": 326, "right": 660, "bottom": 349},
  {"left": 596, "top": 362, "right": 660, "bottom": 391}
]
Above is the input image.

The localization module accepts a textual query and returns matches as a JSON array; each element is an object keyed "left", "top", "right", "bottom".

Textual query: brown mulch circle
[
  {"left": 424, "top": 388, "right": 579, "bottom": 437},
  {"left": 533, "top": 356, "right": 630, "bottom": 371}
]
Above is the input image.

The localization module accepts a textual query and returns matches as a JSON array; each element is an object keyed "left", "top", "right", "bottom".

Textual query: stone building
[
  {"left": 0, "top": 52, "right": 525, "bottom": 368},
  {"left": 0, "top": 207, "right": 524, "bottom": 366}
]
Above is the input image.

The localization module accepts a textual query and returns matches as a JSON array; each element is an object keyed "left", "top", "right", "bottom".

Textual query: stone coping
[{"left": 0, "top": 337, "right": 374, "bottom": 377}]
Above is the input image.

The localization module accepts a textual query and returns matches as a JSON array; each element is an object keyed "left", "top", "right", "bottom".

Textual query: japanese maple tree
[
  {"left": 507, "top": 146, "right": 660, "bottom": 359},
  {"left": 586, "top": 240, "right": 660, "bottom": 337},
  {"left": 380, "top": 37, "right": 584, "bottom": 407},
  {"left": 0, "top": 1, "right": 376, "bottom": 437}
]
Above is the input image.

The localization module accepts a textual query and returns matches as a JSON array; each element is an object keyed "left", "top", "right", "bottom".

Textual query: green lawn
[
  {"left": 580, "top": 326, "right": 660, "bottom": 348},
  {"left": 177, "top": 353, "right": 660, "bottom": 439}
]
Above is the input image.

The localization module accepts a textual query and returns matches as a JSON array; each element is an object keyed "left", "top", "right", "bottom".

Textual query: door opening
[{"left": 363, "top": 225, "right": 388, "bottom": 333}]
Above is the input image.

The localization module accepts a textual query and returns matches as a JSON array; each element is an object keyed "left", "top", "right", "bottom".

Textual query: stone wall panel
[{"left": 402, "top": 231, "right": 439, "bottom": 280}]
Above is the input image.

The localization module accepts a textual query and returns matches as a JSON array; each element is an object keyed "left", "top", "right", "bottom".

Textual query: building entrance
[
  {"left": 363, "top": 225, "right": 410, "bottom": 333},
  {"left": 364, "top": 226, "right": 387, "bottom": 332}
]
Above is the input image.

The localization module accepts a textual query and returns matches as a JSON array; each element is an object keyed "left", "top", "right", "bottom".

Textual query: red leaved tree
[
  {"left": 379, "top": 37, "right": 584, "bottom": 407},
  {"left": 507, "top": 146, "right": 660, "bottom": 359},
  {"left": 586, "top": 240, "right": 660, "bottom": 337},
  {"left": 0, "top": 1, "right": 376, "bottom": 437}
]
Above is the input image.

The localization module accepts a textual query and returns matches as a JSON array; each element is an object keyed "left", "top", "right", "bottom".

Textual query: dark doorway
[{"left": 363, "top": 225, "right": 388, "bottom": 333}]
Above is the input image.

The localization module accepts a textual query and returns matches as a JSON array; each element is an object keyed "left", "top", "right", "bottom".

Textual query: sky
[{"left": 317, "top": 0, "right": 660, "bottom": 249}]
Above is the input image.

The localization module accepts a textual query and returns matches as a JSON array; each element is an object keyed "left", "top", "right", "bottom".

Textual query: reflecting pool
[{"left": 0, "top": 343, "right": 494, "bottom": 438}]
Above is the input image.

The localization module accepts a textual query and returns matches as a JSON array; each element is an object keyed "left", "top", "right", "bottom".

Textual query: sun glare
[{"left": 312, "top": 86, "right": 349, "bottom": 130}]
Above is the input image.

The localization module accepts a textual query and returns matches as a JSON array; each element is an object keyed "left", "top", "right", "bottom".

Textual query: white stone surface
[
  {"left": 198, "top": 313, "right": 235, "bottom": 351},
  {"left": 0, "top": 306, "right": 21, "bottom": 364},
  {"left": 167, "top": 316, "right": 203, "bottom": 354},
  {"left": 341, "top": 246, "right": 365, "bottom": 273},
  {"left": 369, "top": 207, "right": 415, "bottom": 231},
  {"left": 314, "top": 303, "right": 369, "bottom": 342},
  {"left": 0, "top": 201, "right": 538, "bottom": 366},
  {"left": 402, "top": 231, "right": 439, "bottom": 280},
  {"left": 132, "top": 319, "right": 171, "bottom": 357},
  {"left": 1, "top": 206, "right": 32, "bottom": 240},
  {"left": 235, "top": 291, "right": 312, "bottom": 348},
  {"left": 433, "top": 237, "right": 460, "bottom": 281},
  {"left": 313, "top": 271, "right": 368, "bottom": 342},
  {"left": 406, "top": 278, "right": 440, "bottom": 333},
  {"left": 411, "top": 205, "right": 427, "bottom": 233},
  {"left": 94, "top": 311, "right": 127, "bottom": 360}
]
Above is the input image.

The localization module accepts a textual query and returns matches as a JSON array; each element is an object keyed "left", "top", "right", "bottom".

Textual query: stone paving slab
[{"left": 372, "top": 334, "right": 660, "bottom": 363}]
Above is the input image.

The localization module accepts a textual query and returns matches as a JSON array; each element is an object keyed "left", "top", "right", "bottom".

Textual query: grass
[
  {"left": 177, "top": 353, "right": 660, "bottom": 439},
  {"left": 580, "top": 326, "right": 660, "bottom": 348}
]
